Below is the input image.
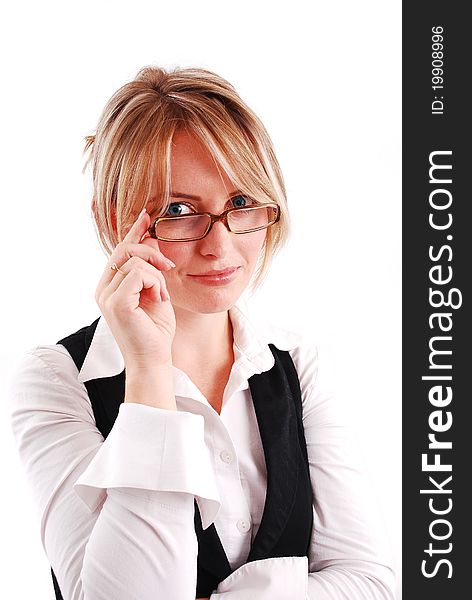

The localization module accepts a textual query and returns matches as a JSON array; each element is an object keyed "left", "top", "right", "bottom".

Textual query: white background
[{"left": 0, "top": 1, "right": 401, "bottom": 598}]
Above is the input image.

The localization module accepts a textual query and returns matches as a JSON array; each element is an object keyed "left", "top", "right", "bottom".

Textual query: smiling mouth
[
  {"left": 188, "top": 267, "right": 240, "bottom": 277},
  {"left": 187, "top": 266, "right": 241, "bottom": 284}
]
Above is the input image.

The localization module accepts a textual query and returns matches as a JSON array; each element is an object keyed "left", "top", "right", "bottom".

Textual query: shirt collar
[{"left": 77, "top": 302, "right": 302, "bottom": 384}]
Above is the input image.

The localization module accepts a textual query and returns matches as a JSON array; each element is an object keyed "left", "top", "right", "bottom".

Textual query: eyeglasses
[{"left": 148, "top": 203, "right": 280, "bottom": 242}]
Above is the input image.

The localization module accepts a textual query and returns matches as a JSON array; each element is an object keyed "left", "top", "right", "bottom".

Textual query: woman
[{"left": 9, "top": 66, "right": 395, "bottom": 599}]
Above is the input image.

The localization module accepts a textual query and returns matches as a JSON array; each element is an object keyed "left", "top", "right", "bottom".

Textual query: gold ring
[{"left": 110, "top": 262, "right": 125, "bottom": 275}]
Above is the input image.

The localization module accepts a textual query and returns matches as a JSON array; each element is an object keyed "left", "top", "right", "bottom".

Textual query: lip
[{"left": 187, "top": 266, "right": 241, "bottom": 285}]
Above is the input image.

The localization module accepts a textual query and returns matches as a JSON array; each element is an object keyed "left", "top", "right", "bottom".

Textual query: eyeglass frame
[{"left": 147, "top": 202, "right": 281, "bottom": 242}]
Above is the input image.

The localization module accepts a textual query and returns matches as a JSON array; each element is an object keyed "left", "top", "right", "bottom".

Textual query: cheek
[
  {"left": 158, "top": 241, "right": 192, "bottom": 265},
  {"left": 158, "top": 241, "right": 195, "bottom": 291},
  {"left": 241, "top": 231, "right": 266, "bottom": 262}
]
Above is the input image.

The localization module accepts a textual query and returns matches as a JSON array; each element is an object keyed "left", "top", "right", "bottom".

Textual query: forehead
[{"left": 169, "top": 129, "right": 234, "bottom": 191}]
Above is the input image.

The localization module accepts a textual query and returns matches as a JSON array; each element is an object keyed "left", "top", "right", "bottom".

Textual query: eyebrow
[{"left": 169, "top": 190, "right": 242, "bottom": 201}]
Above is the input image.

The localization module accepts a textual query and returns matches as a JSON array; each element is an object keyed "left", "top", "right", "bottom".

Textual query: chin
[{"left": 173, "top": 284, "right": 245, "bottom": 315}]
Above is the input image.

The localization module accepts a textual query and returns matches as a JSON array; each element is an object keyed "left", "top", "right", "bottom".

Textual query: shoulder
[
  {"left": 276, "top": 331, "right": 322, "bottom": 407},
  {"left": 10, "top": 344, "right": 80, "bottom": 386},
  {"left": 266, "top": 322, "right": 319, "bottom": 389},
  {"left": 239, "top": 307, "right": 321, "bottom": 398},
  {"left": 243, "top": 310, "right": 339, "bottom": 419},
  {"left": 8, "top": 343, "right": 93, "bottom": 423},
  {"left": 259, "top": 321, "right": 346, "bottom": 432}
]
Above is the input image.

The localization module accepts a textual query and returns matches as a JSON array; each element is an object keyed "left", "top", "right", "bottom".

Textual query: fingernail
[
  {"left": 166, "top": 258, "right": 176, "bottom": 268},
  {"left": 138, "top": 207, "right": 147, "bottom": 220}
]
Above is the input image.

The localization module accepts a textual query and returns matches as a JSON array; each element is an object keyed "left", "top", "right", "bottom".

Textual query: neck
[{"left": 171, "top": 306, "right": 234, "bottom": 370}]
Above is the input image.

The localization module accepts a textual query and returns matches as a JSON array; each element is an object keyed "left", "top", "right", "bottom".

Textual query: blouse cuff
[
  {"left": 74, "top": 402, "right": 220, "bottom": 529},
  {"left": 213, "top": 556, "right": 308, "bottom": 599}
]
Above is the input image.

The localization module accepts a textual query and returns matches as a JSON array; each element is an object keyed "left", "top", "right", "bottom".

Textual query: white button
[
  {"left": 220, "top": 450, "right": 234, "bottom": 464},
  {"left": 236, "top": 519, "right": 251, "bottom": 534}
]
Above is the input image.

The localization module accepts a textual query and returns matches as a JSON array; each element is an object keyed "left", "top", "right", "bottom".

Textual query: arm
[
  {"left": 301, "top": 345, "right": 396, "bottom": 599},
  {"left": 208, "top": 344, "right": 396, "bottom": 600},
  {"left": 9, "top": 346, "right": 219, "bottom": 600}
]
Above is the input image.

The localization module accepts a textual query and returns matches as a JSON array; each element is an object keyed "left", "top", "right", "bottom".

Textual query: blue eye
[
  {"left": 231, "top": 195, "right": 248, "bottom": 208},
  {"left": 166, "top": 202, "right": 193, "bottom": 216}
]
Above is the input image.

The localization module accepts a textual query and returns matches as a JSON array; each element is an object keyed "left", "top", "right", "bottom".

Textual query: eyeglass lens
[{"left": 155, "top": 206, "right": 277, "bottom": 241}]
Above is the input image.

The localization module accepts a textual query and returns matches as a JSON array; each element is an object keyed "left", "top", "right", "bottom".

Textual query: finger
[
  {"left": 140, "top": 236, "right": 176, "bottom": 278},
  {"left": 104, "top": 256, "right": 170, "bottom": 300},
  {"left": 139, "top": 223, "right": 168, "bottom": 258},
  {"left": 96, "top": 241, "right": 174, "bottom": 303},
  {"left": 115, "top": 243, "right": 175, "bottom": 272},
  {"left": 96, "top": 208, "right": 150, "bottom": 298},
  {"left": 109, "top": 267, "right": 169, "bottom": 311},
  {"left": 122, "top": 207, "right": 151, "bottom": 245},
  {"left": 139, "top": 233, "right": 176, "bottom": 262}
]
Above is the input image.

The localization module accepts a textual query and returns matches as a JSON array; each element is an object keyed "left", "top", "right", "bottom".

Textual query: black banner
[{"left": 403, "top": 3, "right": 469, "bottom": 597}]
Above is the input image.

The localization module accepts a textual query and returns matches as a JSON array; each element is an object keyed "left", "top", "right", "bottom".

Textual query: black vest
[{"left": 51, "top": 318, "right": 313, "bottom": 599}]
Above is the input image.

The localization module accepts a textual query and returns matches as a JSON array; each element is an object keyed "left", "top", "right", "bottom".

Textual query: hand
[{"left": 95, "top": 208, "right": 177, "bottom": 371}]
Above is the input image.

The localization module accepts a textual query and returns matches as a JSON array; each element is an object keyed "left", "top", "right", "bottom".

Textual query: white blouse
[{"left": 8, "top": 304, "right": 396, "bottom": 599}]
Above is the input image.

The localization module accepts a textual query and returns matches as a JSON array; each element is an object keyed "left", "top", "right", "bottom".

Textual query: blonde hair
[{"left": 86, "top": 65, "right": 290, "bottom": 288}]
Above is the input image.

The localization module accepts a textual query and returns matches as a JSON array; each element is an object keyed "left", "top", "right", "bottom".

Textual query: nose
[{"left": 198, "top": 219, "right": 232, "bottom": 258}]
